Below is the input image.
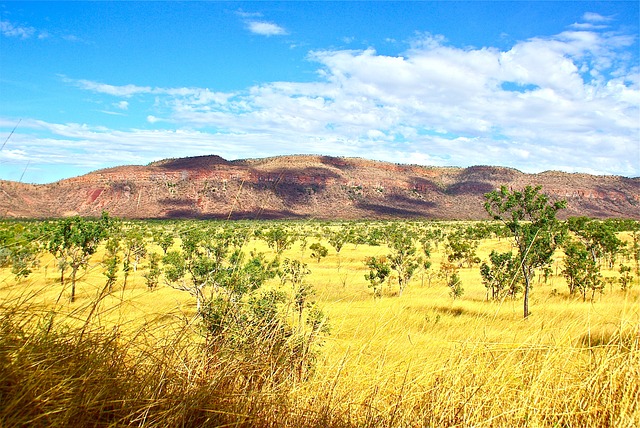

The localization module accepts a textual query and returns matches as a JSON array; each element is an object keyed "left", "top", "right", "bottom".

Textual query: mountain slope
[{"left": 1, "top": 155, "right": 638, "bottom": 220}]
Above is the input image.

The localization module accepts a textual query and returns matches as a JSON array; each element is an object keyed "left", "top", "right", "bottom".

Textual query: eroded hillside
[{"left": 0, "top": 155, "right": 638, "bottom": 219}]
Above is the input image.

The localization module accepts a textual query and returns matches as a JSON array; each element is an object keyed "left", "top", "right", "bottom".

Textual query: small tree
[
  {"left": 418, "top": 237, "right": 434, "bottom": 287},
  {"left": 568, "top": 217, "right": 623, "bottom": 268},
  {"left": 46, "top": 212, "right": 115, "bottom": 302},
  {"left": 102, "top": 236, "right": 120, "bottom": 292},
  {"left": 480, "top": 250, "right": 522, "bottom": 301},
  {"left": 562, "top": 239, "right": 603, "bottom": 301},
  {"left": 263, "top": 226, "right": 294, "bottom": 255},
  {"left": 0, "top": 223, "right": 41, "bottom": 280},
  {"left": 143, "top": 252, "right": 161, "bottom": 290},
  {"left": 309, "top": 242, "right": 328, "bottom": 263},
  {"left": 448, "top": 271, "right": 464, "bottom": 299},
  {"left": 279, "top": 258, "right": 312, "bottom": 323},
  {"left": 386, "top": 227, "right": 421, "bottom": 296},
  {"left": 364, "top": 255, "right": 391, "bottom": 298},
  {"left": 445, "top": 230, "right": 479, "bottom": 268},
  {"left": 152, "top": 229, "right": 174, "bottom": 254},
  {"left": 328, "top": 229, "right": 348, "bottom": 270},
  {"left": 484, "top": 185, "right": 566, "bottom": 318},
  {"left": 618, "top": 265, "right": 634, "bottom": 291}
]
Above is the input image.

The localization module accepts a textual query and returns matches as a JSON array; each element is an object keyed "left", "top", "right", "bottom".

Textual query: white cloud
[
  {"left": 0, "top": 20, "right": 80, "bottom": 41},
  {"left": 583, "top": 12, "right": 613, "bottom": 23},
  {"left": 69, "top": 79, "right": 152, "bottom": 97},
  {"left": 6, "top": 20, "right": 638, "bottom": 182},
  {"left": 0, "top": 20, "right": 36, "bottom": 39},
  {"left": 569, "top": 22, "right": 608, "bottom": 30},
  {"left": 114, "top": 101, "right": 129, "bottom": 110},
  {"left": 246, "top": 21, "right": 288, "bottom": 36},
  {"left": 235, "top": 10, "right": 263, "bottom": 19}
]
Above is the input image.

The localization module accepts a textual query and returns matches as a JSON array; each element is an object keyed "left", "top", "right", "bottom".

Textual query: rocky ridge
[{"left": 0, "top": 155, "right": 638, "bottom": 220}]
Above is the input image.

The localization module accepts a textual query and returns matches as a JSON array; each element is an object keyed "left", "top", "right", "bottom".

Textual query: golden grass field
[{"left": 1, "top": 220, "right": 638, "bottom": 427}]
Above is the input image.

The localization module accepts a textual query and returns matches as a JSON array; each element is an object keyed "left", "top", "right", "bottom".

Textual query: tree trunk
[
  {"left": 522, "top": 264, "right": 530, "bottom": 319},
  {"left": 70, "top": 266, "right": 78, "bottom": 303}
]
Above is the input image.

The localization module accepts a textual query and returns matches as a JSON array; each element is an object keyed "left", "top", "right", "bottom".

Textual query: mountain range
[{"left": 1, "top": 155, "right": 638, "bottom": 220}]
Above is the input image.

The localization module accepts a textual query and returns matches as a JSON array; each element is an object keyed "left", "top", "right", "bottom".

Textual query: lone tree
[{"left": 484, "top": 185, "right": 566, "bottom": 318}]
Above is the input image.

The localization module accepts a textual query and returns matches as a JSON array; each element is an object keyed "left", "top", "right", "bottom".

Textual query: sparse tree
[
  {"left": 480, "top": 250, "right": 522, "bottom": 301},
  {"left": 562, "top": 238, "right": 603, "bottom": 301},
  {"left": 279, "top": 258, "right": 312, "bottom": 323},
  {"left": 484, "top": 185, "right": 566, "bottom": 318},
  {"left": 152, "top": 229, "right": 174, "bottom": 254},
  {"left": 448, "top": 271, "right": 464, "bottom": 300},
  {"left": 445, "top": 230, "right": 480, "bottom": 268},
  {"left": 143, "top": 252, "right": 161, "bottom": 290},
  {"left": 364, "top": 255, "right": 391, "bottom": 298},
  {"left": 102, "top": 236, "right": 120, "bottom": 292},
  {"left": 386, "top": 227, "right": 422, "bottom": 296},
  {"left": 309, "top": 242, "right": 328, "bottom": 263},
  {"left": 263, "top": 226, "right": 294, "bottom": 255},
  {"left": 618, "top": 265, "right": 634, "bottom": 291},
  {"left": 45, "top": 212, "right": 115, "bottom": 302}
]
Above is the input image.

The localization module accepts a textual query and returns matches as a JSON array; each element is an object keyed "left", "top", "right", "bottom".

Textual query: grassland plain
[{"left": 0, "top": 220, "right": 638, "bottom": 427}]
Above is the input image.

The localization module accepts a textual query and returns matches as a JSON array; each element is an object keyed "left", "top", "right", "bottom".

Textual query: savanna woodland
[{"left": 1, "top": 186, "right": 638, "bottom": 427}]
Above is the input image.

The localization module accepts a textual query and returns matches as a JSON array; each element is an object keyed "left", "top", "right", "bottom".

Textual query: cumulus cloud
[
  {"left": 5, "top": 19, "right": 639, "bottom": 181},
  {"left": 246, "top": 20, "right": 288, "bottom": 36}
]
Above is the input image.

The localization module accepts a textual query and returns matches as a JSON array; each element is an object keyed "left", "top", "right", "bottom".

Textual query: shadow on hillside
[
  {"left": 410, "top": 177, "right": 444, "bottom": 193},
  {"left": 158, "top": 198, "right": 192, "bottom": 207},
  {"left": 357, "top": 193, "right": 438, "bottom": 218},
  {"left": 162, "top": 208, "right": 308, "bottom": 220},
  {"left": 319, "top": 155, "right": 354, "bottom": 170},
  {"left": 248, "top": 166, "right": 342, "bottom": 206},
  {"left": 356, "top": 203, "right": 428, "bottom": 218},
  {"left": 445, "top": 180, "right": 495, "bottom": 196},
  {"left": 388, "top": 194, "right": 437, "bottom": 207},
  {"left": 155, "top": 155, "right": 230, "bottom": 170}
]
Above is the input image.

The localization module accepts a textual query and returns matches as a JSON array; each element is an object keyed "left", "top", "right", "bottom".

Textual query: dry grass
[{"left": 0, "top": 221, "right": 638, "bottom": 427}]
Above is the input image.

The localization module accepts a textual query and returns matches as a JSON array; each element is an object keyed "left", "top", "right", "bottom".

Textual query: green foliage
[
  {"left": 448, "top": 272, "right": 464, "bottom": 299},
  {"left": 364, "top": 255, "right": 391, "bottom": 298},
  {"left": 143, "top": 252, "right": 161, "bottom": 290},
  {"left": 263, "top": 226, "right": 295, "bottom": 255},
  {"left": 445, "top": 229, "right": 480, "bottom": 268},
  {"left": 480, "top": 250, "right": 522, "bottom": 300},
  {"left": 44, "top": 212, "right": 116, "bottom": 302},
  {"left": 618, "top": 265, "right": 634, "bottom": 291},
  {"left": 562, "top": 238, "right": 603, "bottom": 301},
  {"left": 309, "top": 242, "right": 328, "bottom": 263},
  {"left": 102, "top": 236, "right": 120, "bottom": 292},
  {"left": 327, "top": 229, "right": 348, "bottom": 254},
  {"left": 567, "top": 217, "right": 624, "bottom": 268},
  {"left": 279, "top": 258, "right": 313, "bottom": 319},
  {"left": 152, "top": 229, "right": 174, "bottom": 254},
  {"left": 385, "top": 225, "right": 422, "bottom": 296},
  {"left": 162, "top": 250, "right": 187, "bottom": 284},
  {"left": 484, "top": 185, "right": 566, "bottom": 318},
  {"left": 0, "top": 223, "right": 41, "bottom": 279}
]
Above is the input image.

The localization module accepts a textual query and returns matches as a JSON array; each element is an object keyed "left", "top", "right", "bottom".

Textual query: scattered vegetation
[{"left": 1, "top": 190, "right": 639, "bottom": 426}]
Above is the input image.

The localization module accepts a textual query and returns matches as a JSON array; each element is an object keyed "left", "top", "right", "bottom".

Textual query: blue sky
[{"left": 1, "top": 1, "right": 638, "bottom": 184}]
